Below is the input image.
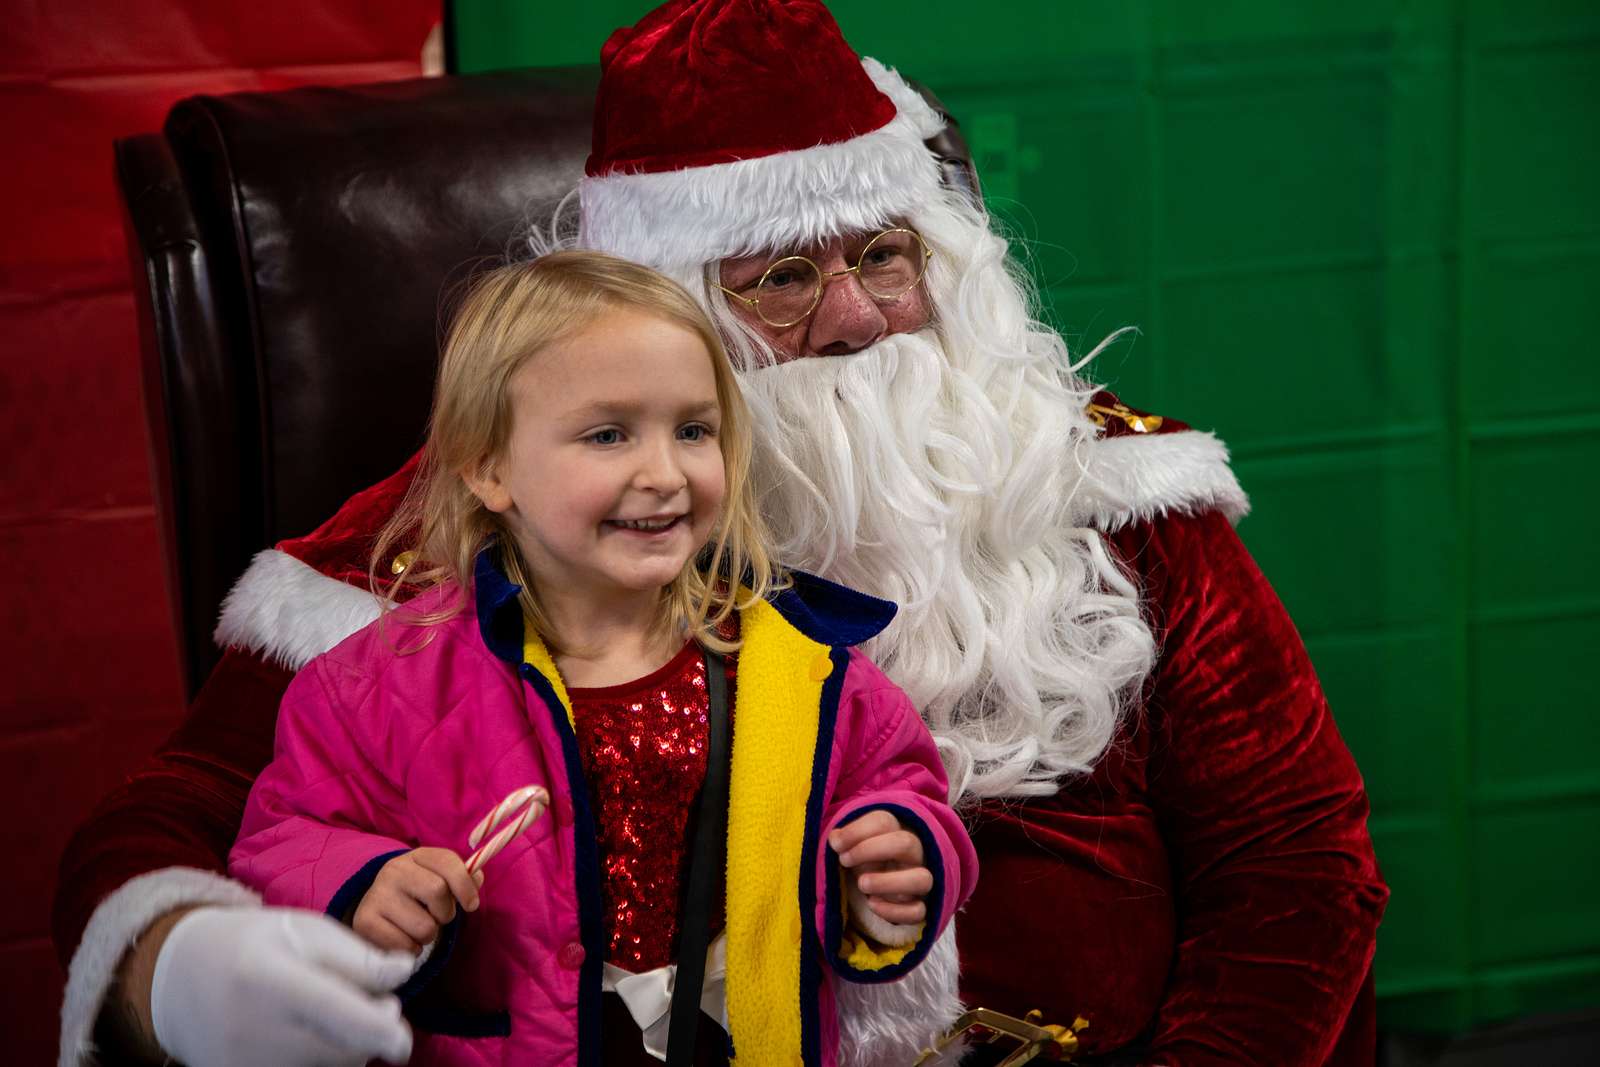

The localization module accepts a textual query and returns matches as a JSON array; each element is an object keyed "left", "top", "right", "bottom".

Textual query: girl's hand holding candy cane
[
  {"left": 350, "top": 786, "right": 549, "bottom": 955},
  {"left": 352, "top": 848, "right": 483, "bottom": 956}
]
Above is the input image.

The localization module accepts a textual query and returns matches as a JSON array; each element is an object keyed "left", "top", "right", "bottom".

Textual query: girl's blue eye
[
  {"left": 587, "top": 428, "right": 622, "bottom": 445},
  {"left": 679, "top": 423, "right": 715, "bottom": 442}
]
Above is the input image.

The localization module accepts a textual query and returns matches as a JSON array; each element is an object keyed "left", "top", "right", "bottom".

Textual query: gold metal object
[
  {"left": 1085, "top": 400, "right": 1164, "bottom": 434},
  {"left": 911, "top": 1007, "right": 1089, "bottom": 1066},
  {"left": 390, "top": 550, "right": 418, "bottom": 576}
]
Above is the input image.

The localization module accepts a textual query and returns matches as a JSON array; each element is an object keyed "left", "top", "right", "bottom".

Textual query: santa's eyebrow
[
  {"left": 720, "top": 257, "right": 772, "bottom": 288},
  {"left": 728, "top": 227, "right": 901, "bottom": 278}
]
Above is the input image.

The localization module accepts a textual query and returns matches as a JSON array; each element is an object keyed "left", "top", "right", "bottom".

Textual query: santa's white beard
[{"left": 739, "top": 328, "right": 1156, "bottom": 802}]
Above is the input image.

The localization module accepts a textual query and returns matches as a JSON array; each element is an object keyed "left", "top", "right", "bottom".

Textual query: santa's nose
[{"left": 805, "top": 272, "right": 887, "bottom": 357}]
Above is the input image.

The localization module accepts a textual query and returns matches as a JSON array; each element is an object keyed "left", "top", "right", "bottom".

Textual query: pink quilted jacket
[{"left": 229, "top": 556, "right": 976, "bottom": 1066}]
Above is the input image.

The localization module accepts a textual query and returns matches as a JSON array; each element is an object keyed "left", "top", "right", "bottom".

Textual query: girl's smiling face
[{"left": 469, "top": 308, "right": 727, "bottom": 611}]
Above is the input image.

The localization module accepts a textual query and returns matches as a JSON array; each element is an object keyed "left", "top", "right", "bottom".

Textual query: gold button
[
  {"left": 390, "top": 550, "right": 418, "bottom": 576},
  {"left": 809, "top": 654, "right": 833, "bottom": 681}
]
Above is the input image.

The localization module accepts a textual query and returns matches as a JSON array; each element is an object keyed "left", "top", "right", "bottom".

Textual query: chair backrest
[{"left": 117, "top": 68, "right": 976, "bottom": 698}]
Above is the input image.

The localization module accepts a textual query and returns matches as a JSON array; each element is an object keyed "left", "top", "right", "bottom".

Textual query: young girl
[{"left": 228, "top": 252, "right": 976, "bottom": 1067}]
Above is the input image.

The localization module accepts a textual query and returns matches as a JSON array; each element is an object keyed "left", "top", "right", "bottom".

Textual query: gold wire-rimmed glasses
[{"left": 716, "top": 227, "right": 933, "bottom": 329}]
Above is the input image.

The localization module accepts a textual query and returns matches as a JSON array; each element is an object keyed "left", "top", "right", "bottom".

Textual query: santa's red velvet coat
[{"left": 54, "top": 397, "right": 1386, "bottom": 1066}]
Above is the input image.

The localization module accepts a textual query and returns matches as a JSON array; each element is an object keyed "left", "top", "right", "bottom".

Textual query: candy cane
[{"left": 465, "top": 784, "right": 550, "bottom": 876}]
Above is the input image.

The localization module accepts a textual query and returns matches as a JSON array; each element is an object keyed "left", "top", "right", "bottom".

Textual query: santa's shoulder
[
  {"left": 1070, "top": 390, "right": 1251, "bottom": 534},
  {"left": 214, "top": 450, "right": 424, "bottom": 673}
]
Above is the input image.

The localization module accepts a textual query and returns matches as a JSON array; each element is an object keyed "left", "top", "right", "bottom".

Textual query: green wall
[{"left": 452, "top": 0, "right": 1600, "bottom": 1036}]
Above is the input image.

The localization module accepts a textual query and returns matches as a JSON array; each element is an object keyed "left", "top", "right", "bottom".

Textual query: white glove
[{"left": 149, "top": 905, "right": 417, "bottom": 1067}]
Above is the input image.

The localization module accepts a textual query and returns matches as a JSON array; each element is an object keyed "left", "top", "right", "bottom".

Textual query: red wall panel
[{"left": 0, "top": 4, "right": 439, "bottom": 1063}]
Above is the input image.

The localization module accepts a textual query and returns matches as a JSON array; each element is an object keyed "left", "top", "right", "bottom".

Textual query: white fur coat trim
[
  {"left": 836, "top": 924, "right": 965, "bottom": 1067},
  {"left": 579, "top": 58, "right": 945, "bottom": 273},
  {"left": 213, "top": 548, "right": 382, "bottom": 672},
  {"left": 59, "top": 867, "right": 261, "bottom": 1067},
  {"left": 1073, "top": 428, "right": 1250, "bottom": 533}
]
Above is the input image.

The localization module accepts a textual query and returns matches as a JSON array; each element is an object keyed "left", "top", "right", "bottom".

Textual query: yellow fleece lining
[
  {"left": 837, "top": 874, "right": 922, "bottom": 971},
  {"left": 521, "top": 635, "right": 574, "bottom": 727},
  {"left": 724, "top": 597, "right": 826, "bottom": 1065},
  {"left": 840, "top": 929, "right": 918, "bottom": 971}
]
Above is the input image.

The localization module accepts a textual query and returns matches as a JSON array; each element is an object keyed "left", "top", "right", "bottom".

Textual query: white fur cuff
[
  {"left": 836, "top": 922, "right": 964, "bottom": 1067},
  {"left": 59, "top": 868, "right": 261, "bottom": 1067}
]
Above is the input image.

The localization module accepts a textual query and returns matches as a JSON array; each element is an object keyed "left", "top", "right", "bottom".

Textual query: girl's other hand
[
  {"left": 352, "top": 847, "right": 485, "bottom": 954},
  {"left": 829, "top": 811, "right": 933, "bottom": 925}
]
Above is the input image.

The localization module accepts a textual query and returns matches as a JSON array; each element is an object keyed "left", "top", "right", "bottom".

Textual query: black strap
[{"left": 666, "top": 648, "right": 731, "bottom": 1066}]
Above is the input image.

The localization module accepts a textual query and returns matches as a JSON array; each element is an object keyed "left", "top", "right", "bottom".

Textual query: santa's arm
[
  {"left": 54, "top": 456, "right": 420, "bottom": 1065},
  {"left": 1114, "top": 510, "right": 1389, "bottom": 1066},
  {"left": 53, "top": 647, "right": 289, "bottom": 1065}
]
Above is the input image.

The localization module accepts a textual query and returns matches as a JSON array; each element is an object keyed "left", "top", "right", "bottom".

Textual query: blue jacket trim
[
  {"left": 475, "top": 542, "right": 897, "bottom": 661},
  {"left": 770, "top": 571, "right": 897, "bottom": 648},
  {"left": 471, "top": 541, "right": 631, "bottom": 1062},
  {"left": 324, "top": 848, "right": 407, "bottom": 927},
  {"left": 823, "top": 802, "right": 946, "bottom": 984},
  {"left": 407, "top": 1000, "right": 512, "bottom": 1040},
  {"left": 521, "top": 661, "right": 606, "bottom": 1067},
  {"left": 797, "top": 646, "right": 850, "bottom": 1067},
  {"left": 324, "top": 850, "right": 512, "bottom": 1036},
  {"left": 473, "top": 544, "right": 525, "bottom": 666},
  {"left": 402, "top": 910, "right": 512, "bottom": 1043},
  {"left": 395, "top": 915, "right": 461, "bottom": 1005}
]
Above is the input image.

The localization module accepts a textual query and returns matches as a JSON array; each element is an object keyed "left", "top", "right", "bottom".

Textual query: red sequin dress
[{"left": 567, "top": 641, "right": 728, "bottom": 973}]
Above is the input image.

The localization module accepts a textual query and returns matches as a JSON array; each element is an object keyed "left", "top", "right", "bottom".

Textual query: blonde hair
[{"left": 371, "top": 250, "right": 781, "bottom": 655}]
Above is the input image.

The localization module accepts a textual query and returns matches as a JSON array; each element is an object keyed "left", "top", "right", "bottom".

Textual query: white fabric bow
[{"left": 602, "top": 932, "right": 729, "bottom": 1061}]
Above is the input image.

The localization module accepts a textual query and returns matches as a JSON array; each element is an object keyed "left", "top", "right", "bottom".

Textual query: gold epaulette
[{"left": 1085, "top": 399, "right": 1164, "bottom": 434}]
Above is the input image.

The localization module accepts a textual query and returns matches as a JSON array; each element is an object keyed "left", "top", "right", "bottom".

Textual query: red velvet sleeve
[
  {"left": 51, "top": 648, "right": 291, "bottom": 967},
  {"left": 1109, "top": 510, "right": 1389, "bottom": 1066}
]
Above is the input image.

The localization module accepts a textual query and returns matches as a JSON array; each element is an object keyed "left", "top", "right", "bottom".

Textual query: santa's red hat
[{"left": 578, "top": 0, "right": 946, "bottom": 271}]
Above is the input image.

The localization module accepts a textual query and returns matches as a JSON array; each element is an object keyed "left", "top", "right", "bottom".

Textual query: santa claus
[{"left": 57, "top": 2, "right": 1385, "bottom": 1066}]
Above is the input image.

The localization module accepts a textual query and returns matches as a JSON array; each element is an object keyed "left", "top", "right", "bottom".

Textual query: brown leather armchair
[{"left": 115, "top": 68, "right": 976, "bottom": 698}]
